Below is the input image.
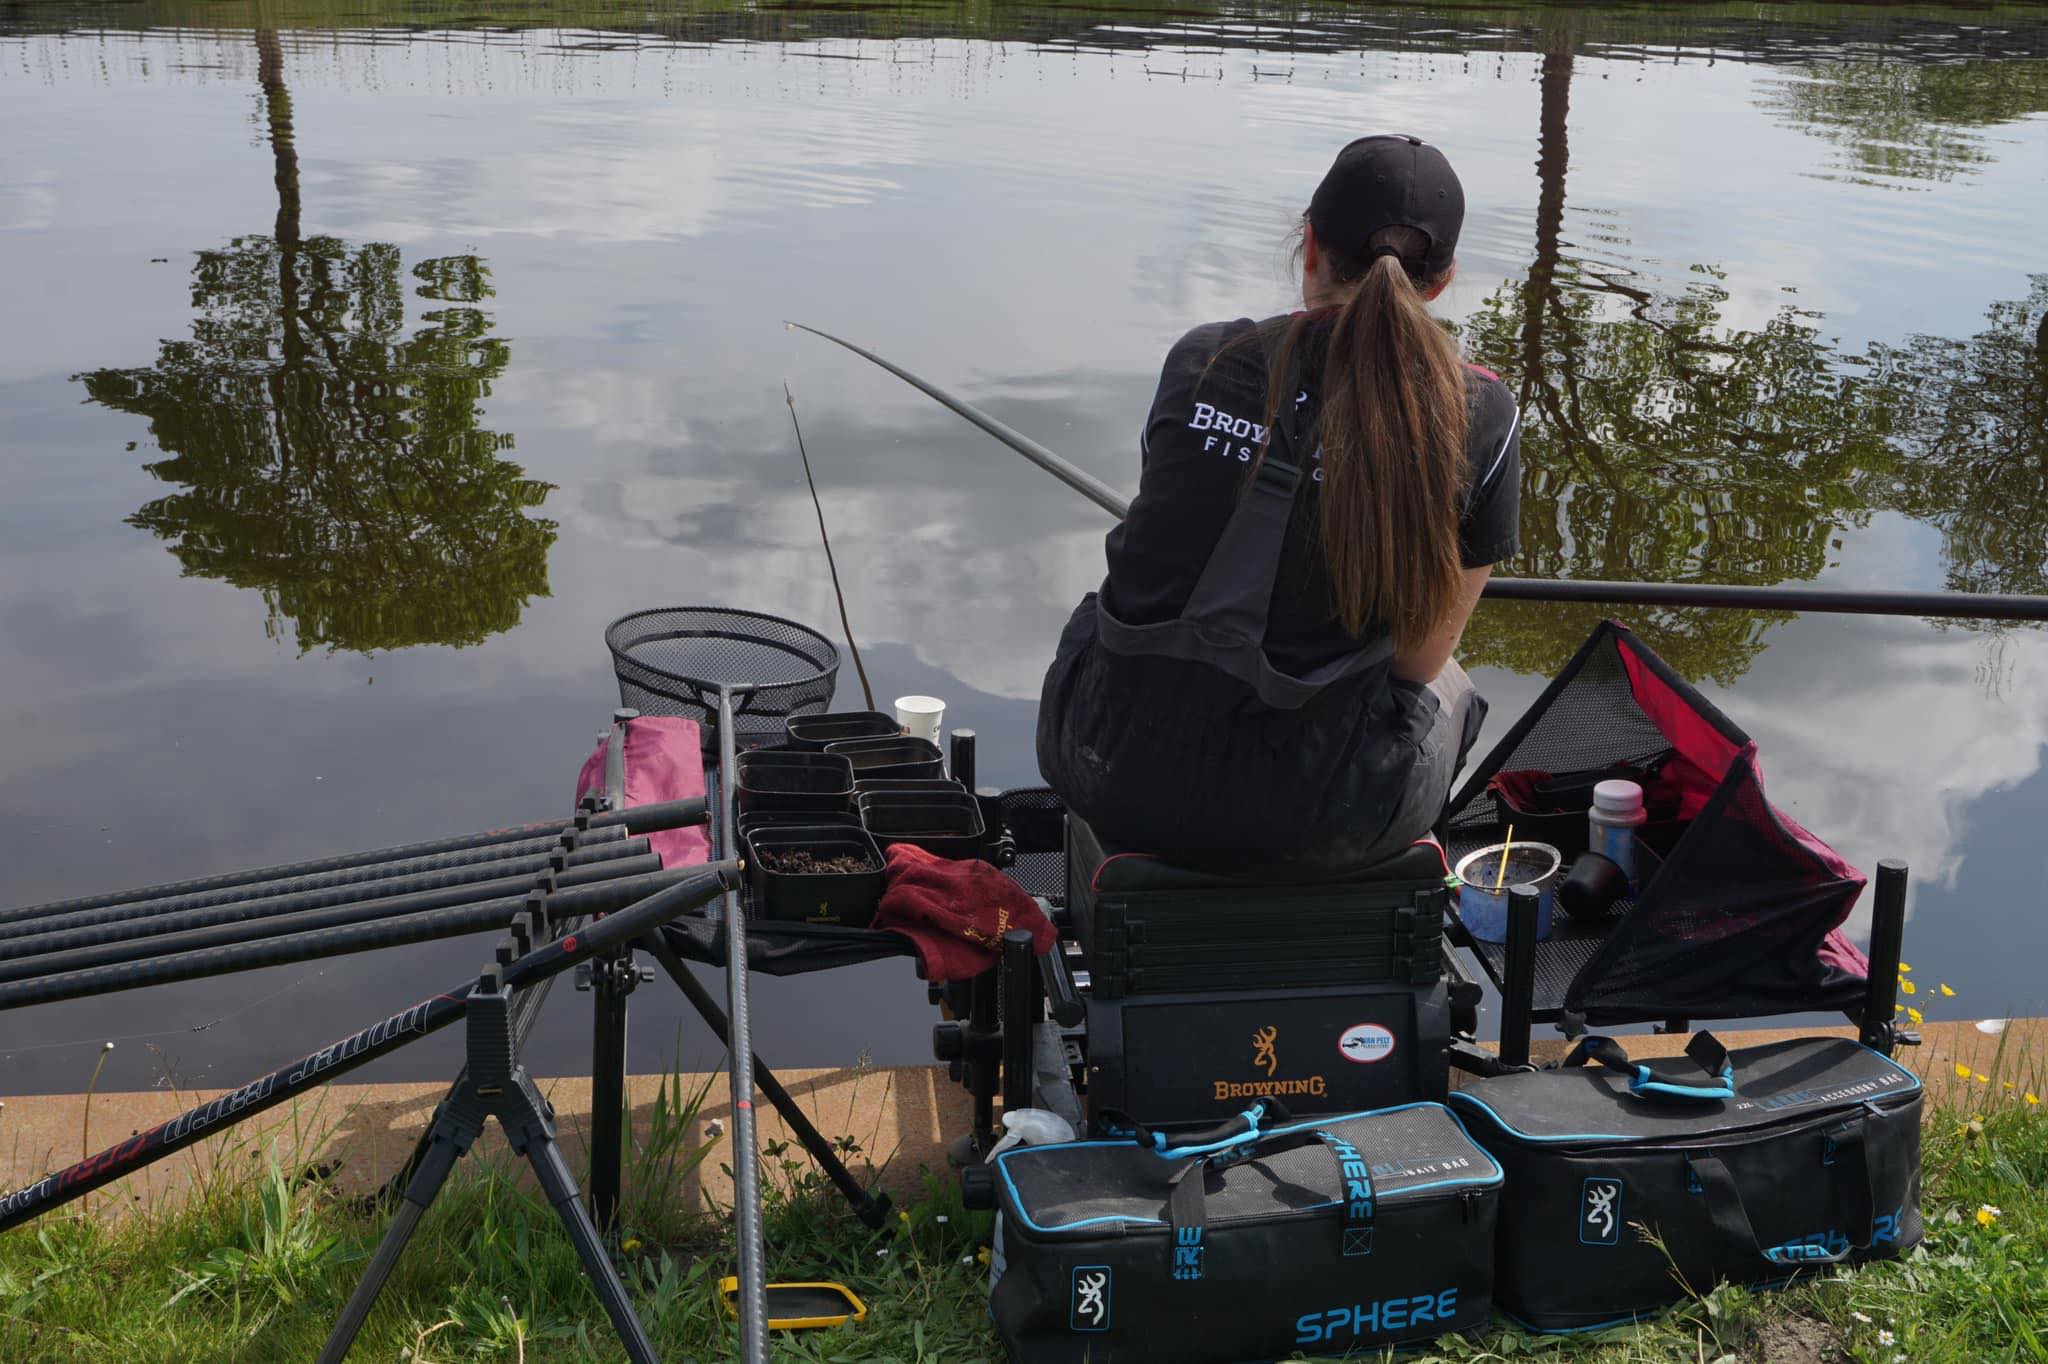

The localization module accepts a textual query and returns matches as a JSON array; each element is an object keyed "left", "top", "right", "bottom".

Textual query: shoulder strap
[{"left": 1174, "top": 345, "right": 1313, "bottom": 639}]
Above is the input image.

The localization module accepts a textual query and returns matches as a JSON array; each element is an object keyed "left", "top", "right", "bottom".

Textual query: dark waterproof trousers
[{"left": 1036, "top": 596, "right": 1483, "bottom": 881}]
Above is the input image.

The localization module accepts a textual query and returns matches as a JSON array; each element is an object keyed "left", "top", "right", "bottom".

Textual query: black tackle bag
[
  {"left": 1448, "top": 1034, "right": 1922, "bottom": 1332},
  {"left": 987, "top": 1101, "right": 1502, "bottom": 1362}
]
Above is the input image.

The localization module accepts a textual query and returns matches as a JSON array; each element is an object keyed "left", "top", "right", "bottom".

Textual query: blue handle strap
[
  {"left": 1162, "top": 1124, "right": 1375, "bottom": 1283},
  {"left": 1096, "top": 1099, "right": 1292, "bottom": 1160},
  {"left": 1566, "top": 1032, "right": 1735, "bottom": 1102}
]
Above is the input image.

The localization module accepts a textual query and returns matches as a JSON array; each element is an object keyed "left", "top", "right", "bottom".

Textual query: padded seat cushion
[{"left": 1070, "top": 814, "right": 1448, "bottom": 896}]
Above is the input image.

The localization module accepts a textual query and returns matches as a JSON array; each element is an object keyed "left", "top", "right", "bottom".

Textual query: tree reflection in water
[
  {"left": 73, "top": 30, "right": 554, "bottom": 653},
  {"left": 1453, "top": 20, "right": 2047, "bottom": 683},
  {"left": 1865, "top": 278, "right": 2048, "bottom": 604}
]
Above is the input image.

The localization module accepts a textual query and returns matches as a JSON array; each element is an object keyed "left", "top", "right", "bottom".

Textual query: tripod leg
[
  {"left": 320, "top": 1119, "right": 471, "bottom": 1364},
  {"left": 640, "top": 930, "right": 893, "bottom": 1227},
  {"left": 523, "top": 1124, "right": 660, "bottom": 1364}
]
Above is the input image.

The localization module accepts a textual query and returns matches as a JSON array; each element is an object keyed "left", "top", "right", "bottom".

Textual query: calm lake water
[{"left": 2, "top": 1, "right": 2045, "bottom": 1097}]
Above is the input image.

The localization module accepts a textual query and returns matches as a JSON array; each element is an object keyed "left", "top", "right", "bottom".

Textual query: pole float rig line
[
  {"left": 0, "top": 862, "right": 737, "bottom": 1233},
  {"left": 787, "top": 322, "right": 2048, "bottom": 625}
]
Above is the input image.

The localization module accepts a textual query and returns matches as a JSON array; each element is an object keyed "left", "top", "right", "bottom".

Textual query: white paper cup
[{"left": 894, "top": 695, "right": 946, "bottom": 744}]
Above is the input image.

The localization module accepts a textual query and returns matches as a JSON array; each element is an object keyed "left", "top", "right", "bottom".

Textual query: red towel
[{"left": 873, "top": 844, "right": 1056, "bottom": 983}]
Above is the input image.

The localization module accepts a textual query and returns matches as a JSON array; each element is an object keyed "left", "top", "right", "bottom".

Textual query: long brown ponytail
[{"left": 1262, "top": 225, "right": 1469, "bottom": 652}]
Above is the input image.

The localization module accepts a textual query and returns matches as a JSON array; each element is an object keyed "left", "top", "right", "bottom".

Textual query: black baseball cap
[{"left": 1306, "top": 134, "right": 1464, "bottom": 276}]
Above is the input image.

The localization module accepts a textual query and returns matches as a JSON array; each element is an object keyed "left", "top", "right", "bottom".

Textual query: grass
[{"left": 0, "top": 1034, "right": 2041, "bottom": 1363}]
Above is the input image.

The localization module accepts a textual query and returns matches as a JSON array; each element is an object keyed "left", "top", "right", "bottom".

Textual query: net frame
[{"left": 606, "top": 607, "right": 839, "bottom": 752}]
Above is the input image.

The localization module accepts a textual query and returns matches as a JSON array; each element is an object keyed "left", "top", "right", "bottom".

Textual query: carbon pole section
[
  {"left": 787, "top": 323, "right": 1129, "bottom": 518},
  {"left": 0, "top": 866, "right": 699, "bottom": 1012},
  {"left": 0, "top": 824, "right": 633, "bottom": 941},
  {"left": 1479, "top": 576, "right": 2048, "bottom": 623},
  {"left": 2, "top": 798, "right": 708, "bottom": 923},
  {"left": 0, "top": 853, "right": 665, "bottom": 984},
  {"left": 717, "top": 685, "right": 771, "bottom": 1364},
  {"left": 791, "top": 323, "right": 2048, "bottom": 625},
  {"left": 0, "top": 836, "right": 650, "bottom": 956},
  {"left": 0, "top": 862, "right": 737, "bottom": 1233}
]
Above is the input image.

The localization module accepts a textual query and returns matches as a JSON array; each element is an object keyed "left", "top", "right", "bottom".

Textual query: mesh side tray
[
  {"left": 994, "top": 786, "right": 1068, "bottom": 906},
  {"left": 606, "top": 607, "right": 838, "bottom": 753},
  {"left": 1442, "top": 619, "right": 1868, "bottom": 1027}
]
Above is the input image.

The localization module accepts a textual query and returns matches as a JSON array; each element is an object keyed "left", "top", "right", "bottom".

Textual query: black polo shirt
[{"left": 1101, "top": 313, "right": 1521, "bottom": 675}]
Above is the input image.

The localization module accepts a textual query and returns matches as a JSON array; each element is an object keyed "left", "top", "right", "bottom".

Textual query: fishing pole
[
  {"left": 0, "top": 852, "right": 666, "bottom": 984},
  {"left": 0, "top": 865, "right": 703, "bottom": 1013},
  {"left": 789, "top": 323, "right": 2048, "bottom": 625},
  {"left": 0, "top": 862, "right": 737, "bottom": 1233},
  {"left": 2, "top": 798, "right": 709, "bottom": 925},
  {"left": 0, "top": 834, "right": 649, "bottom": 950}
]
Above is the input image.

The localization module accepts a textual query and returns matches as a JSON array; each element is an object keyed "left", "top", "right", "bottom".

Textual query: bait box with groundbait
[{"left": 743, "top": 826, "right": 885, "bottom": 927}]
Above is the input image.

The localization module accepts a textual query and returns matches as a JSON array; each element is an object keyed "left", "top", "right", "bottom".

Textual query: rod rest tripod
[{"left": 322, "top": 964, "right": 659, "bottom": 1363}]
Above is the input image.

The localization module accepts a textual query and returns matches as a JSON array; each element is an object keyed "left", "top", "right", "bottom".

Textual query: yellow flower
[
  {"left": 1978, "top": 1073, "right": 1992, "bottom": 1085},
  {"left": 1906, "top": 1008, "right": 1924, "bottom": 1026},
  {"left": 1975, "top": 1204, "right": 2001, "bottom": 1227},
  {"left": 2004, "top": 1082, "right": 2016, "bottom": 1092},
  {"left": 1898, "top": 961, "right": 1913, "bottom": 972},
  {"left": 2026, "top": 1093, "right": 2041, "bottom": 1106},
  {"left": 1900, "top": 979, "right": 1917, "bottom": 996},
  {"left": 1955, "top": 1063, "right": 1974, "bottom": 1079},
  {"left": 899, "top": 1211, "right": 911, "bottom": 1225},
  {"left": 976, "top": 1247, "right": 992, "bottom": 1265},
  {"left": 1939, "top": 983, "right": 1956, "bottom": 997},
  {"left": 620, "top": 1237, "right": 643, "bottom": 1254}
]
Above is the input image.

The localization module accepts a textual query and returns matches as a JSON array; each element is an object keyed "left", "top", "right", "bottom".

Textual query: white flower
[
  {"left": 1975, "top": 1018, "right": 2008, "bottom": 1035},
  {"left": 1852, "top": 1310, "right": 1873, "bottom": 1324},
  {"left": 1878, "top": 1329, "right": 1896, "bottom": 1347},
  {"left": 935, "top": 1214, "right": 950, "bottom": 1224}
]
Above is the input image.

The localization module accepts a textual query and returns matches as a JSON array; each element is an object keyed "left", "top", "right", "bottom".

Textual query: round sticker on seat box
[{"left": 1338, "top": 1023, "right": 1396, "bottom": 1064}]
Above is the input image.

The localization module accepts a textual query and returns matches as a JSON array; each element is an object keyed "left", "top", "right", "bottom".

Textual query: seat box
[
  {"left": 1065, "top": 816, "right": 1448, "bottom": 999},
  {"left": 1084, "top": 980, "right": 1451, "bottom": 1133}
]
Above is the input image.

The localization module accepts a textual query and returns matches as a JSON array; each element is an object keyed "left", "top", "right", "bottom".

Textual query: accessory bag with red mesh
[{"left": 1443, "top": 620, "right": 1869, "bottom": 1025}]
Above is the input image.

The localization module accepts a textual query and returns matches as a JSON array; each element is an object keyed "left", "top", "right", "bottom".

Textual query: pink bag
[{"left": 573, "top": 716, "right": 711, "bottom": 868}]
